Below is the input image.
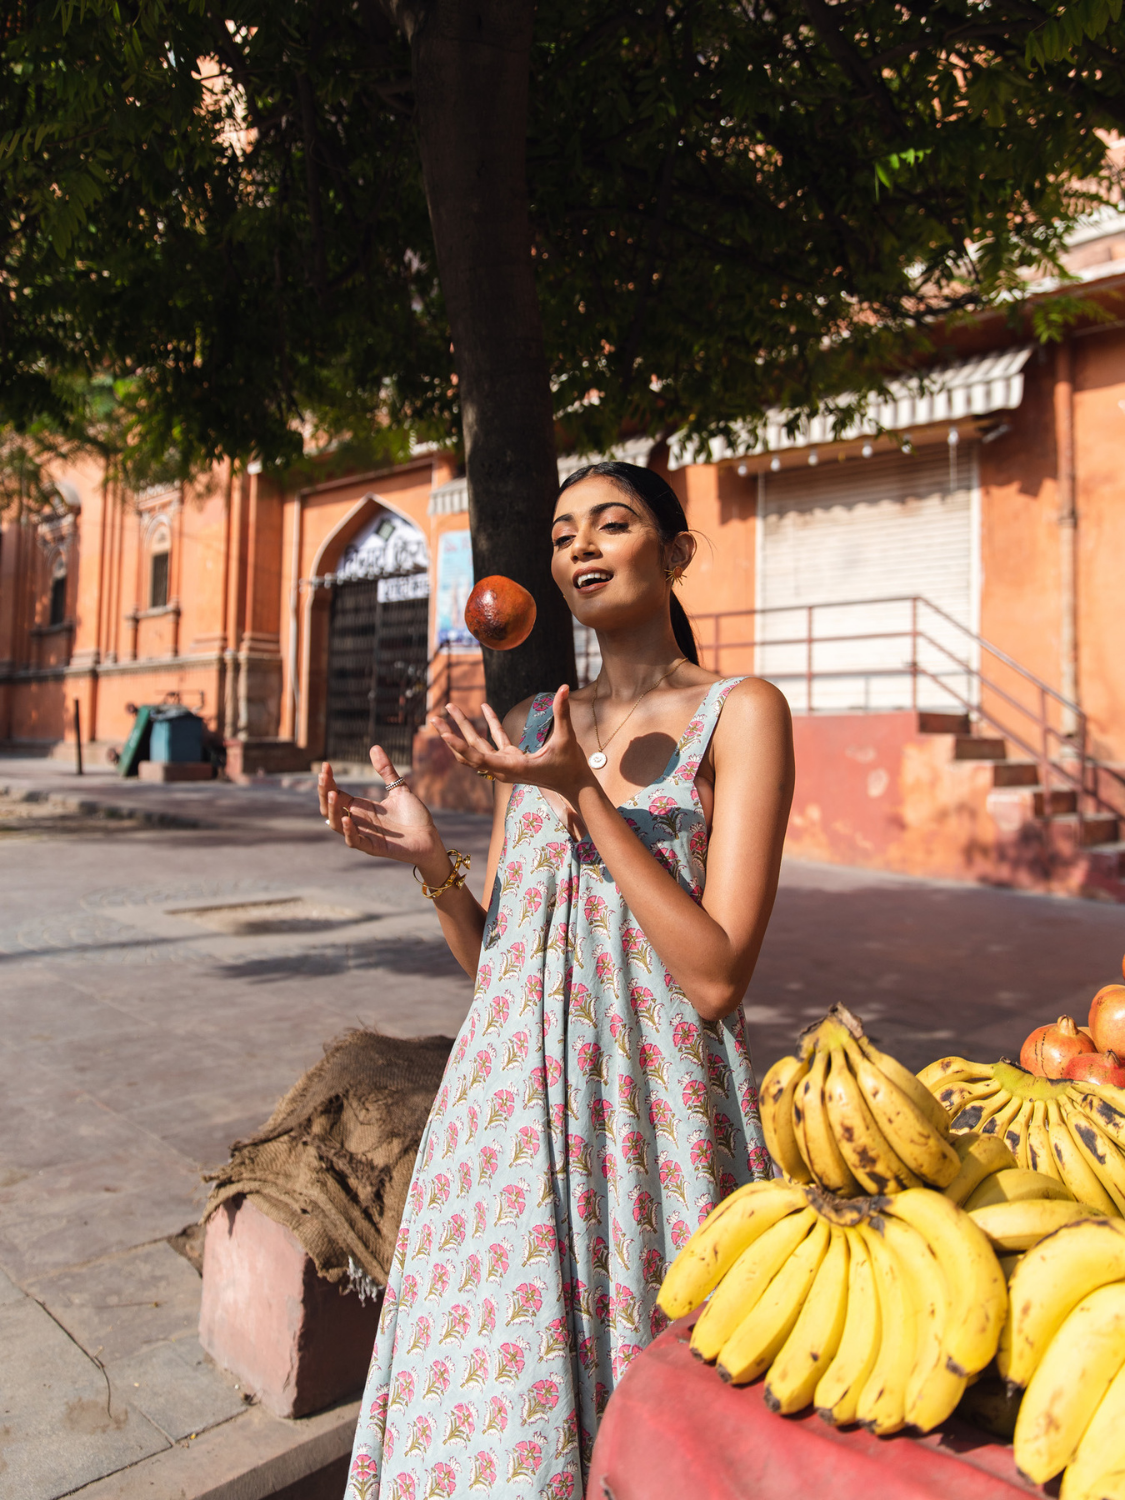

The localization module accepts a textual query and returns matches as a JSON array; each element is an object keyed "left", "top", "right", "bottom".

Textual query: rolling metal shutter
[{"left": 757, "top": 443, "right": 978, "bottom": 713}]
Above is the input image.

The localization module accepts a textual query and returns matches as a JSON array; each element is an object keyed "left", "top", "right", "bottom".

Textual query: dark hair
[{"left": 557, "top": 460, "right": 700, "bottom": 665}]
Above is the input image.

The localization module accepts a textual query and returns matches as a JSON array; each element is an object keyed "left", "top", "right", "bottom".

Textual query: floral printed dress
[{"left": 346, "top": 677, "right": 771, "bottom": 1500}]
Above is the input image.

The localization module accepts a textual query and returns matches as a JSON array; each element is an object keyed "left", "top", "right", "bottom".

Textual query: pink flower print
[
  {"left": 631, "top": 1187, "right": 659, "bottom": 1235},
  {"left": 690, "top": 1134, "right": 718, "bottom": 1182},
  {"left": 670, "top": 1217, "right": 692, "bottom": 1249},
  {"left": 439, "top": 1214, "right": 467, "bottom": 1256},
  {"left": 611, "top": 1214, "right": 630, "bottom": 1266},
  {"left": 408, "top": 1180, "right": 424, "bottom": 1216},
  {"left": 495, "top": 1181, "right": 527, "bottom": 1226},
  {"left": 622, "top": 926, "right": 653, "bottom": 972},
  {"left": 570, "top": 983, "right": 598, "bottom": 1028},
  {"left": 468, "top": 1050, "right": 493, "bottom": 1091},
  {"left": 555, "top": 1410, "right": 579, "bottom": 1459},
  {"left": 503, "top": 1030, "right": 530, "bottom": 1071},
  {"left": 426, "top": 1262, "right": 450, "bottom": 1301},
  {"left": 689, "top": 820, "right": 708, "bottom": 863},
  {"left": 423, "top": 1132, "right": 438, "bottom": 1168},
  {"left": 659, "top": 1156, "right": 689, "bottom": 1204},
  {"left": 472, "top": 1199, "right": 487, "bottom": 1238},
  {"left": 388, "top": 1474, "right": 416, "bottom": 1500},
  {"left": 648, "top": 1098, "right": 679, "bottom": 1145},
  {"left": 708, "top": 1050, "right": 732, "bottom": 1094},
  {"left": 427, "top": 1173, "right": 451, "bottom": 1210},
  {"left": 540, "top": 1315, "right": 569, "bottom": 1361},
  {"left": 490, "top": 908, "right": 509, "bottom": 944},
  {"left": 612, "top": 1343, "right": 644, "bottom": 1380},
  {"left": 475, "top": 962, "right": 492, "bottom": 991},
  {"left": 720, "top": 1169, "right": 738, "bottom": 1196},
  {"left": 498, "top": 940, "right": 526, "bottom": 982},
  {"left": 368, "top": 1388, "right": 389, "bottom": 1435},
  {"left": 577, "top": 1041, "right": 607, "bottom": 1084},
  {"left": 613, "top": 1282, "right": 641, "bottom": 1331},
  {"left": 628, "top": 984, "right": 661, "bottom": 1027},
  {"left": 641, "top": 1246, "right": 666, "bottom": 1289},
  {"left": 550, "top": 1101, "right": 567, "bottom": 1133},
  {"left": 749, "top": 1142, "right": 771, "bottom": 1178},
  {"left": 533, "top": 838, "right": 569, "bottom": 873},
  {"left": 508, "top": 1439, "right": 544, "bottom": 1483},
  {"left": 478, "top": 1297, "right": 496, "bottom": 1337},
  {"left": 442, "top": 1122, "right": 459, "bottom": 1160},
  {"left": 648, "top": 792, "right": 677, "bottom": 816},
  {"left": 546, "top": 1055, "right": 563, "bottom": 1086},
  {"left": 510, "top": 1123, "right": 540, "bottom": 1169},
  {"left": 458, "top": 1253, "right": 482, "bottom": 1293},
  {"left": 524, "top": 1066, "right": 548, "bottom": 1109},
  {"left": 621, "top": 1129, "right": 649, "bottom": 1173},
  {"left": 545, "top": 1475, "right": 576, "bottom": 1499},
  {"left": 477, "top": 1146, "right": 499, "bottom": 1186},
  {"left": 407, "top": 1315, "right": 432, "bottom": 1355},
  {"left": 651, "top": 1302, "right": 670, "bottom": 1338},
  {"left": 509, "top": 1278, "right": 545, "bottom": 1326},
  {"left": 567, "top": 1133, "right": 593, "bottom": 1174},
  {"left": 740, "top": 1080, "right": 761, "bottom": 1118},
  {"left": 639, "top": 1041, "right": 668, "bottom": 1087},
  {"left": 712, "top": 1111, "right": 737, "bottom": 1158},
  {"left": 486, "top": 1240, "right": 510, "bottom": 1281},
  {"left": 593, "top": 1283, "right": 611, "bottom": 1322},
  {"left": 417, "top": 1222, "right": 434, "bottom": 1257},
  {"left": 438, "top": 1304, "right": 470, "bottom": 1346},
  {"left": 443, "top": 1402, "right": 476, "bottom": 1447},
  {"left": 577, "top": 1333, "right": 599, "bottom": 1373},
  {"left": 483, "top": 994, "right": 510, "bottom": 1034},
  {"left": 682, "top": 1078, "right": 710, "bottom": 1118},
  {"left": 523, "top": 1378, "right": 560, "bottom": 1424},
  {"left": 563, "top": 1277, "right": 593, "bottom": 1317},
  {"left": 399, "top": 1273, "right": 419, "bottom": 1309},
  {"left": 600, "top": 1149, "right": 619, "bottom": 1193},
  {"left": 495, "top": 1339, "right": 527, "bottom": 1384},
  {"left": 590, "top": 1097, "right": 615, "bottom": 1139},
  {"left": 619, "top": 1073, "right": 641, "bottom": 1119},
  {"left": 384, "top": 1425, "right": 398, "bottom": 1464},
  {"left": 514, "top": 809, "right": 544, "bottom": 845},
  {"left": 672, "top": 1019, "right": 704, "bottom": 1064},
  {"left": 608, "top": 1010, "right": 631, "bottom": 1057},
  {"left": 349, "top": 1451, "right": 378, "bottom": 1499},
  {"left": 500, "top": 858, "right": 524, "bottom": 893},
  {"left": 591, "top": 1234, "right": 611, "bottom": 1276},
  {"left": 576, "top": 1187, "right": 602, "bottom": 1225},
  {"left": 422, "top": 1359, "right": 451, "bottom": 1401},
  {"left": 522, "top": 972, "right": 544, "bottom": 1014},
  {"left": 463, "top": 1345, "right": 489, "bottom": 1389},
  {"left": 424, "top": 1462, "right": 460, "bottom": 1500},
  {"left": 518, "top": 884, "right": 544, "bottom": 925},
  {"left": 404, "top": 1414, "right": 434, "bottom": 1456},
  {"left": 524, "top": 1221, "right": 557, "bottom": 1265},
  {"left": 482, "top": 1393, "right": 509, "bottom": 1435},
  {"left": 389, "top": 1370, "right": 416, "bottom": 1411},
  {"left": 457, "top": 1160, "right": 472, "bottom": 1197},
  {"left": 453, "top": 1032, "right": 470, "bottom": 1065},
  {"left": 583, "top": 891, "right": 611, "bottom": 933},
  {"left": 594, "top": 949, "right": 618, "bottom": 990},
  {"left": 468, "top": 1451, "right": 498, "bottom": 1490}
]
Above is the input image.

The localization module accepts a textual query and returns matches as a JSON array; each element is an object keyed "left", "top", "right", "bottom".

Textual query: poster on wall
[{"left": 434, "top": 530, "right": 476, "bottom": 649}]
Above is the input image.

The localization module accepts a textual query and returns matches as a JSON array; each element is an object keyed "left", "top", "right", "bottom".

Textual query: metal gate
[{"left": 325, "top": 578, "right": 430, "bottom": 766}]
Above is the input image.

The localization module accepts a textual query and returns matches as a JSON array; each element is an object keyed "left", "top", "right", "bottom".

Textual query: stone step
[
  {"left": 953, "top": 736, "right": 1007, "bottom": 761},
  {"left": 917, "top": 711, "right": 971, "bottom": 735},
  {"left": 1048, "top": 813, "right": 1121, "bottom": 849},
  {"left": 1035, "top": 787, "right": 1079, "bottom": 817},
  {"left": 992, "top": 761, "right": 1040, "bottom": 788}
]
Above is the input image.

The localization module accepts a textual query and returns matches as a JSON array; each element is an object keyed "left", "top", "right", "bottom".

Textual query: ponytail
[{"left": 558, "top": 460, "right": 700, "bottom": 665}]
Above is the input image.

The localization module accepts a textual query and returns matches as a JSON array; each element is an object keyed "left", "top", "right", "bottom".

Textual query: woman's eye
[
  {"left": 602, "top": 520, "right": 628, "bottom": 533},
  {"left": 552, "top": 533, "right": 575, "bottom": 549}
]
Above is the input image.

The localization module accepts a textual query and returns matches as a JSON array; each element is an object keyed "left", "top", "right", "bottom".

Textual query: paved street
[{"left": 1, "top": 756, "right": 1123, "bottom": 1497}]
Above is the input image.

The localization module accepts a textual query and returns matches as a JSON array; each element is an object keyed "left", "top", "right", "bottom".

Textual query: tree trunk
[{"left": 409, "top": 0, "right": 574, "bottom": 715}]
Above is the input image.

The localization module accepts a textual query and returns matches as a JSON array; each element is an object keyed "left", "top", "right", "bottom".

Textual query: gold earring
[{"left": 664, "top": 566, "right": 684, "bottom": 586}]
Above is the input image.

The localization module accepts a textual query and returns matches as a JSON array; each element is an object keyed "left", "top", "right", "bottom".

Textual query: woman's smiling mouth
[{"left": 574, "top": 570, "right": 613, "bottom": 593}]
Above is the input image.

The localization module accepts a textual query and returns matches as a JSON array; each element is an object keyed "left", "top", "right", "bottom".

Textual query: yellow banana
[
  {"left": 822, "top": 1046, "right": 920, "bottom": 1194},
  {"left": 879, "top": 1215, "right": 965, "bottom": 1432},
  {"left": 764, "top": 1227, "right": 850, "bottom": 1415},
  {"left": 814, "top": 1228, "right": 881, "bottom": 1426},
  {"left": 859, "top": 1036, "right": 950, "bottom": 1136},
  {"left": 1047, "top": 1100, "right": 1120, "bottom": 1216},
  {"left": 1060, "top": 1357, "right": 1125, "bottom": 1500},
  {"left": 855, "top": 1220, "right": 917, "bottom": 1434},
  {"left": 796, "top": 1045, "right": 862, "bottom": 1195},
  {"left": 1013, "top": 1281, "right": 1125, "bottom": 1485},
  {"left": 942, "top": 1131, "right": 1018, "bottom": 1206},
  {"left": 1063, "top": 1468, "right": 1125, "bottom": 1500},
  {"left": 934, "top": 1076, "right": 1003, "bottom": 1120},
  {"left": 1006, "top": 1217, "right": 1125, "bottom": 1388},
  {"left": 964, "top": 1167, "right": 1076, "bottom": 1212},
  {"left": 917, "top": 1055, "right": 994, "bottom": 1092},
  {"left": 657, "top": 1179, "right": 807, "bottom": 1318},
  {"left": 847, "top": 1040, "right": 959, "bottom": 1187},
  {"left": 1062, "top": 1104, "right": 1125, "bottom": 1216},
  {"left": 883, "top": 1188, "right": 1005, "bottom": 1377},
  {"left": 969, "top": 1197, "right": 1096, "bottom": 1253},
  {"left": 1070, "top": 1086, "right": 1125, "bottom": 1151},
  {"left": 1027, "top": 1099, "right": 1063, "bottom": 1182},
  {"left": 690, "top": 1206, "right": 814, "bottom": 1361},
  {"left": 758, "top": 1054, "right": 812, "bottom": 1183},
  {"left": 717, "top": 1218, "right": 831, "bottom": 1385},
  {"left": 976, "top": 1091, "right": 1023, "bottom": 1139},
  {"left": 1003, "top": 1099, "right": 1034, "bottom": 1169}
]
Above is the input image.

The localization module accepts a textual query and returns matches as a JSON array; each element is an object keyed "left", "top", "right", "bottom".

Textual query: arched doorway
[{"left": 324, "top": 506, "right": 430, "bottom": 767}]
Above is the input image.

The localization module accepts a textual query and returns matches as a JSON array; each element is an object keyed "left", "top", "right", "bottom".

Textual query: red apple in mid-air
[{"left": 464, "top": 575, "right": 537, "bottom": 651}]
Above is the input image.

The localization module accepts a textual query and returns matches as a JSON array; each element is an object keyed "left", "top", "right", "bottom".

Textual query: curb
[{"left": 0, "top": 785, "right": 202, "bottom": 829}]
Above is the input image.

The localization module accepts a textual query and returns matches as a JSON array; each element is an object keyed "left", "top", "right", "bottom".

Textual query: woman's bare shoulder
[{"left": 715, "top": 676, "right": 793, "bottom": 743}]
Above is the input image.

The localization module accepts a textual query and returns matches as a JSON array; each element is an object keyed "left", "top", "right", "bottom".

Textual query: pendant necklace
[{"left": 588, "top": 658, "right": 686, "bottom": 771}]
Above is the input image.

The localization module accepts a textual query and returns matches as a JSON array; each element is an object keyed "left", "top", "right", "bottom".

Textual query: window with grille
[
  {"left": 150, "top": 547, "right": 169, "bottom": 609},
  {"left": 49, "top": 569, "right": 67, "bottom": 626}
]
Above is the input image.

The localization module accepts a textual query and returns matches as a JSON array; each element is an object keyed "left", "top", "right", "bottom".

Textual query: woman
[{"left": 325, "top": 462, "right": 794, "bottom": 1499}]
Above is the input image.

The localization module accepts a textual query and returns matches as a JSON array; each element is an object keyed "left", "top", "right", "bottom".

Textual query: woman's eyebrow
[{"left": 551, "top": 501, "right": 640, "bottom": 527}]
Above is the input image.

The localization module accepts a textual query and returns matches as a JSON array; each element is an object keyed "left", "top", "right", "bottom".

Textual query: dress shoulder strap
[
  {"left": 519, "top": 692, "right": 557, "bottom": 753},
  {"left": 674, "top": 677, "right": 747, "bottom": 780}
]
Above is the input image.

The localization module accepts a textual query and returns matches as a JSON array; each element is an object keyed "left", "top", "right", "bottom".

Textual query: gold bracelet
[{"left": 414, "top": 848, "right": 470, "bottom": 900}]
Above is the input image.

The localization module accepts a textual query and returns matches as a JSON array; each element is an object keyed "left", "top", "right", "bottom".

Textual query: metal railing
[{"left": 692, "top": 595, "right": 1125, "bottom": 831}]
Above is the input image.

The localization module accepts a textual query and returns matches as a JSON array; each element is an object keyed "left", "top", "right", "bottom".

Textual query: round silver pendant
[{"left": 588, "top": 751, "right": 608, "bottom": 770}]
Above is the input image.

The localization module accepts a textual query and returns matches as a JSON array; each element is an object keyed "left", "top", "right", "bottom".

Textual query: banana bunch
[
  {"left": 994, "top": 1217, "right": 1125, "bottom": 1496},
  {"left": 759, "top": 1006, "right": 960, "bottom": 1195},
  {"left": 939, "top": 1128, "right": 1099, "bottom": 1251},
  {"left": 657, "top": 1175, "right": 1006, "bottom": 1435},
  {"left": 920, "top": 1054, "right": 1125, "bottom": 1219}
]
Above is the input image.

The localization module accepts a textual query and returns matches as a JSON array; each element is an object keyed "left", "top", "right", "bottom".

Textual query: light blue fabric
[{"left": 345, "top": 678, "right": 770, "bottom": 1500}]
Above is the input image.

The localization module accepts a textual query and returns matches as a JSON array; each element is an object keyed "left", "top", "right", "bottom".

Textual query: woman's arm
[{"left": 435, "top": 680, "right": 793, "bottom": 1021}]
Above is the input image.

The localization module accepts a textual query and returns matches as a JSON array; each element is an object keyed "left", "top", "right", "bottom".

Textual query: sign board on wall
[{"left": 434, "top": 530, "right": 476, "bottom": 649}]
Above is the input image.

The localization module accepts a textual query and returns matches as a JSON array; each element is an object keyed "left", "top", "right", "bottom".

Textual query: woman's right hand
[{"left": 319, "top": 746, "right": 446, "bottom": 871}]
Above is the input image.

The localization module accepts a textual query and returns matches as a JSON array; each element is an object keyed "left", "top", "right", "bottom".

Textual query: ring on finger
[
  {"left": 476, "top": 769, "right": 494, "bottom": 781},
  {"left": 383, "top": 775, "right": 408, "bottom": 793}
]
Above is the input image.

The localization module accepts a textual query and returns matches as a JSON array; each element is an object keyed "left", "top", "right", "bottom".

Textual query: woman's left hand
[{"left": 432, "top": 685, "right": 593, "bottom": 797}]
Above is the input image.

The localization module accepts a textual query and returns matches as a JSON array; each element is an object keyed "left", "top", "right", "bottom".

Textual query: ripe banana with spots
[
  {"left": 758, "top": 1054, "right": 812, "bottom": 1184},
  {"left": 717, "top": 1219, "right": 831, "bottom": 1384},
  {"left": 969, "top": 1197, "right": 1097, "bottom": 1253},
  {"left": 690, "top": 1206, "right": 816, "bottom": 1362},
  {"left": 963, "top": 1167, "right": 1075, "bottom": 1212},
  {"left": 942, "top": 1132, "right": 1018, "bottom": 1206},
  {"left": 1005, "top": 1217, "right": 1125, "bottom": 1389},
  {"left": 763, "top": 1228, "right": 850, "bottom": 1415},
  {"left": 1059, "top": 1358, "right": 1125, "bottom": 1500}
]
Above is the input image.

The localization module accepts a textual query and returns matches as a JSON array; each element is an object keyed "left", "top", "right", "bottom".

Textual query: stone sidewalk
[{"left": 1, "top": 755, "right": 1123, "bottom": 1497}]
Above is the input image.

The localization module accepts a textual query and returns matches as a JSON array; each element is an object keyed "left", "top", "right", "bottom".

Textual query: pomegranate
[
  {"left": 464, "top": 575, "right": 537, "bottom": 651},
  {"left": 1020, "top": 1015, "right": 1097, "bottom": 1078},
  {"left": 1089, "top": 984, "right": 1125, "bottom": 1057},
  {"left": 1063, "top": 1050, "right": 1125, "bottom": 1088}
]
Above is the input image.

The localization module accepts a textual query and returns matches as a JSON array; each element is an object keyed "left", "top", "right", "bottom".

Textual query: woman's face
[{"left": 550, "top": 476, "right": 692, "bottom": 630}]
